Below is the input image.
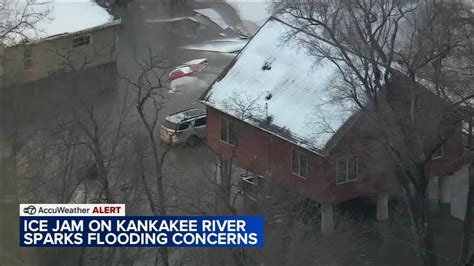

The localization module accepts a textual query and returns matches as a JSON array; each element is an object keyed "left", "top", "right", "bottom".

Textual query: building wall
[
  {"left": 207, "top": 103, "right": 464, "bottom": 204},
  {"left": 207, "top": 107, "right": 377, "bottom": 203},
  {"left": 0, "top": 45, "right": 4, "bottom": 86},
  {"left": 450, "top": 164, "right": 469, "bottom": 220},
  {"left": 2, "top": 62, "right": 118, "bottom": 134},
  {"left": 1, "top": 22, "right": 119, "bottom": 86},
  {"left": 384, "top": 74, "right": 465, "bottom": 177}
]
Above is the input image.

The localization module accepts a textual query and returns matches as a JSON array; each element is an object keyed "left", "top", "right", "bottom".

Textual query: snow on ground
[
  {"left": 3, "top": 0, "right": 113, "bottom": 45},
  {"left": 170, "top": 76, "right": 207, "bottom": 94},
  {"left": 202, "top": 18, "right": 358, "bottom": 153}
]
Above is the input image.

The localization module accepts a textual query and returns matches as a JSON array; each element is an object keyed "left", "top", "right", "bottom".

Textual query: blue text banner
[{"left": 20, "top": 216, "right": 263, "bottom": 247}]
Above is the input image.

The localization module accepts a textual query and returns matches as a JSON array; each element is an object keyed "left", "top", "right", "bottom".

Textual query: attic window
[{"left": 72, "top": 35, "right": 91, "bottom": 48}]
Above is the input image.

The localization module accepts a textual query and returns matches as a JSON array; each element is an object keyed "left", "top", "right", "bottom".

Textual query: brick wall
[
  {"left": 207, "top": 107, "right": 381, "bottom": 203},
  {"left": 206, "top": 104, "right": 464, "bottom": 204}
]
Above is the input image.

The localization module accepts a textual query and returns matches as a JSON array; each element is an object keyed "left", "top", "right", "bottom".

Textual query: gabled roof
[{"left": 200, "top": 17, "right": 359, "bottom": 155}]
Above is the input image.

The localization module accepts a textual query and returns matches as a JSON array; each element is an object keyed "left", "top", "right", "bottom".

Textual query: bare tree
[
  {"left": 0, "top": 0, "right": 51, "bottom": 197},
  {"left": 0, "top": 2, "right": 49, "bottom": 264},
  {"left": 273, "top": 1, "right": 472, "bottom": 265},
  {"left": 122, "top": 47, "right": 172, "bottom": 266},
  {"left": 0, "top": 0, "right": 50, "bottom": 43}
]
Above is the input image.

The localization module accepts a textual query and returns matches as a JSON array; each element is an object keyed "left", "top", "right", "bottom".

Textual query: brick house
[{"left": 200, "top": 17, "right": 464, "bottom": 232}]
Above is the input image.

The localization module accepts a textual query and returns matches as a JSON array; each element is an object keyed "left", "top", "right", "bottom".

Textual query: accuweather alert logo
[
  {"left": 19, "top": 204, "right": 126, "bottom": 216},
  {"left": 23, "top": 205, "right": 36, "bottom": 215}
]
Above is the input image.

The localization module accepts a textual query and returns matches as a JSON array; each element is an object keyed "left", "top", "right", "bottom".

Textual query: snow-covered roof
[
  {"left": 194, "top": 8, "right": 230, "bottom": 30},
  {"left": 226, "top": 1, "right": 271, "bottom": 27},
  {"left": 145, "top": 17, "right": 199, "bottom": 24},
  {"left": 4, "top": 0, "right": 113, "bottom": 46},
  {"left": 201, "top": 17, "right": 358, "bottom": 154},
  {"left": 181, "top": 38, "right": 248, "bottom": 53}
]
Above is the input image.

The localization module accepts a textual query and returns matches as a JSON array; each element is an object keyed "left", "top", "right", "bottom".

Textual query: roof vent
[
  {"left": 262, "top": 61, "right": 272, "bottom": 71},
  {"left": 265, "top": 92, "right": 272, "bottom": 100},
  {"left": 264, "top": 102, "right": 273, "bottom": 124},
  {"left": 266, "top": 115, "right": 273, "bottom": 124}
]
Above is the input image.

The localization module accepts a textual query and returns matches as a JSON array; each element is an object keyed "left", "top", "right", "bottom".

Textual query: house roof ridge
[
  {"left": 6, "top": 19, "right": 121, "bottom": 48},
  {"left": 201, "top": 17, "right": 358, "bottom": 155}
]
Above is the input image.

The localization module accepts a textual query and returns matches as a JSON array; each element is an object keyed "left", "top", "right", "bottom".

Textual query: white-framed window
[
  {"left": 463, "top": 118, "right": 474, "bottom": 151},
  {"left": 462, "top": 119, "right": 472, "bottom": 148},
  {"left": 432, "top": 144, "right": 444, "bottom": 159},
  {"left": 336, "top": 156, "right": 358, "bottom": 184},
  {"left": 220, "top": 117, "right": 236, "bottom": 145},
  {"left": 72, "top": 34, "right": 91, "bottom": 48},
  {"left": 23, "top": 46, "right": 32, "bottom": 70},
  {"left": 291, "top": 150, "right": 307, "bottom": 178}
]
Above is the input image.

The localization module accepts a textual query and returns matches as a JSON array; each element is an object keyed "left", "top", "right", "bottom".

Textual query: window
[
  {"left": 291, "top": 150, "right": 307, "bottom": 178},
  {"left": 72, "top": 35, "right": 91, "bottom": 48},
  {"left": 336, "top": 157, "right": 358, "bottom": 184},
  {"left": 23, "top": 46, "right": 32, "bottom": 70},
  {"left": 462, "top": 119, "right": 473, "bottom": 150},
  {"left": 432, "top": 144, "right": 444, "bottom": 159},
  {"left": 194, "top": 117, "right": 206, "bottom": 127},
  {"left": 177, "top": 122, "right": 190, "bottom": 131},
  {"left": 220, "top": 117, "right": 236, "bottom": 145},
  {"left": 431, "top": 133, "right": 444, "bottom": 160}
]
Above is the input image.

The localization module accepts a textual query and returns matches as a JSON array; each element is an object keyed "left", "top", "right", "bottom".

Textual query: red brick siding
[
  {"left": 428, "top": 125, "right": 464, "bottom": 176},
  {"left": 206, "top": 104, "right": 464, "bottom": 204},
  {"left": 206, "top": 108, "right": 268, "bottom": 174},
  {"left": 207, "top": 107, "right": 370, "bottom": 203}
]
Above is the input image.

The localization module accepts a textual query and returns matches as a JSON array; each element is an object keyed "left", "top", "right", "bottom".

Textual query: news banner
[{"left": 19, "top": 204, "right": 263, "bottom": 247}]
